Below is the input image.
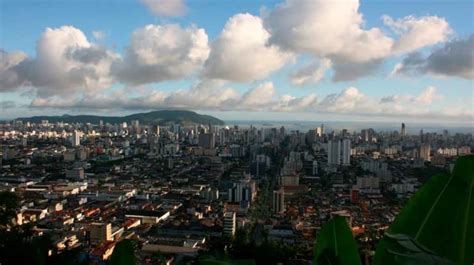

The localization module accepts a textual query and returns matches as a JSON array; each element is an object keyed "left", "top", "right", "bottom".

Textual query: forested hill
[{"left": 15, "top": 110, "right": 225, "bottom": 125}]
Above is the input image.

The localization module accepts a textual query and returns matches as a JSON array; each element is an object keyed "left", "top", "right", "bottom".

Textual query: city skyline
[{"left": 1, "top": 0, "right": 473, "bottom": 123}]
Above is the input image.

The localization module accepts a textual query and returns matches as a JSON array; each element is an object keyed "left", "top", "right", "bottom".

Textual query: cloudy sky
[{"left": 1, "top": 0, "right": 473, "bottom": 123}]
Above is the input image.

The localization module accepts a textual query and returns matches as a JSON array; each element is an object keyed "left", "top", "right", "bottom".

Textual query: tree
[{"left": 0, "top": 191, "right": 19, "bottom": 227}]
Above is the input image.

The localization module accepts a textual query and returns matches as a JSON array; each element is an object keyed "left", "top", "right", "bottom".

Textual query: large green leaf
[
  {"left": 313, "top": 216, "right": 361, "bottom": 265},
  {"left": 199, "top": 254, "right": 256, "bottom": 265},
  {"left": 374, "top": 155, "right": 474, "bottom": 265},
  {"left": 109, "top": 239, "right": 136, "bottom": 265}
]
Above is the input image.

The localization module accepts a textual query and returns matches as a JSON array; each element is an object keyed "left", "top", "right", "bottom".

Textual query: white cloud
[
  {"left": 1, "top": 26, "right": 119, "bottom": 97},
  {"left": 262, "top": 0, "right": 456, "bottom": 81},
  {"left": 29, "top": 83, "right": 472, "bottom": 122},
  {"left": 113, "top": 24, "right": 210, "bottom": 85},
  {"left": 264, "top": 0, "right": 393, "bottom": 63},
  {"left": 317, "top": 86, "right": 471, "bottom": 120},
  {"left": 290, "top": 58, "right": 331, "bottom": 85},
  {"left": 383, "top": 15, "right": 452, "bottom": 54},
  {"left": 92, "top": 30, "right": 106, "bottom": 41},
  {"left": 413, "top": 86, "right": 439, "bottom": 105},
  {"left": 238, "top": 81, "right": 275, "bottom": 107},
  {"left": 139, "top": 0, "right": 187, "bottom": 17},
  {"left": 274, "top": 93, "right": 318, "bottom": 111},
  {"left": 318, "top": 87, "right": 374, "bottom": 113},
  {"left": 331, "top": 59, "right": 384, "bottom": 82},
  {"left": 391, "top": 35, "right": 474, "bottom": 79},
  {"left": 30, "top": 81, "right": 316, "bottom": 113},
  {"left": 0, "top": 50, "right": 28, "bottom": 91},
  {"left": 203, "top": 13, "right": 292, "bottom": 82}
]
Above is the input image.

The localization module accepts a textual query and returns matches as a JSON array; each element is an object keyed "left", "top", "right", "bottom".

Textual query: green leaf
[
  {"left": 313, "top": 216, "right": 361, "bottom": 265},
  {"left": 374, "top": 155, "right": 474, "bottom": 265},
  {"left": 109, "top": 240, "right": 136, "bottom": 265},
  {"left": 199, "top": 254, "right": 256, "bottom": 265}
]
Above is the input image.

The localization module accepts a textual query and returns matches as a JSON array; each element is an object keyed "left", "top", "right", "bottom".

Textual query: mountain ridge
[{"left": 15, "top": 110, "right": 225, "bottom": 125}]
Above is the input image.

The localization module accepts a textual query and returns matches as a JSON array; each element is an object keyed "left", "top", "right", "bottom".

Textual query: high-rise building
[
  {"left": 272, "top": 188, "right": 285, "bottom": 214},
  {"left": 198, "top": 133, "right": 215, "bottom": 149},
  {"left": 173, "top": 124, "right": 181, "bottom": 135},
  {"left": 312, "top": 160, "right": 318, "bottom": 175},
  {"left": 342, "top": 139, "right": 351, "bottom": 165},
  {"left": 401, "top": 123, "right": 406, "bottom": 137},
  {"left": 228, "top": 178, "right": 257, "bottom": 206},
  {"left": 316, "top": 127, "right": 322, "bottom": 137},
  {"left": 420, "top": 144, "right": 431, "bottom": 161},
  {"left": 327, "top": 140, "right": 341, "bottom": 166},
  {"left": 208, "top": 123, "right": 213, "bottom": 134},
  {"left": 71, "top": 130, "right": 81, "bottom": 146},
  {"left": 89, "top": 223, "right": 112, "bottom": 243},
  {"left": 223, "top": 212, "right": 236, "bottom": 236}
]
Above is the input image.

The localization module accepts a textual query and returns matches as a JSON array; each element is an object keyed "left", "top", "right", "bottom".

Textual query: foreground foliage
[
  {"left": 312, "top": 155, "right": 474, "bottom": 265},
  {"left": 313, "top": 216, "right": 361, "bottom": 265},
  {"left": 373, "top": 155, "right": 474, "bottom": 265}
]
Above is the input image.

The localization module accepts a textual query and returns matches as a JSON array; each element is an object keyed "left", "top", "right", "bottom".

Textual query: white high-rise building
[
  {"left": 327, "top": 140, "right": 341, "bottom": 165},
  {"left": 420, "top": 144, "right": 431, "bottom": 161},
  {"left": 328, "top": 139, "right": 351, "bottom": 166},
  {"left": 342, "top": 139, "right": 351, "bottom": 165},
  {"left": 223, "top": 211, "right": 236, "bottom": 236},
  {"left": 316, "top": 127, "right": 322, "bottom": 137},
  {"left": 71, "top": 130, "right": 81, "bottom": 146}
]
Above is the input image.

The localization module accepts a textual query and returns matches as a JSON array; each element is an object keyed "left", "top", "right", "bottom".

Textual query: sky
[{"left": 0, "top": 0, "right": 473, "bottom": 124}]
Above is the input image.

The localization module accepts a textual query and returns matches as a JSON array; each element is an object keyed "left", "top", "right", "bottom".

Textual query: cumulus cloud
[
  {"left": 139, "top": 0, "right": 187, "bottom": 17},
  {"left": 290, "top": 58, "right": 331, "bottom": 85},
  {"left": 0, "top": 26, "right": 119, "bottom": 97},
  {"left": 203, "top": 13, "right": 292, "bottom": 82},
  {"left": 318, "top": 87, "right": 375, "bottom": 113},
  {"left": 29, "top": 83, "right": 472, "bottom": 121},
  {"left": 391, "top": 35, "right": 474, "bottom": 79},
  {"left": 264, "top": 0, "right": 393, "bottom": 63},
  {"left": 113, "top": 24, "right": 210, "bottom": 85},
  {"left": 0, "top": 50, "right": 28, "bottom": 91},
  {"left": 318, "top": 86, "right": 471, "bottom": 120},
  {"left": 413, "top": 86, "right": 439, "bottom": 104},
  {"left": 383, "top": 15, "right": 451, "bottom": 54},
  {"left": 30, "top": 81, "right": 317, "bottom": 112},
  {"left": 262, "top": 0, "right": 456, "bottom": 81},
  {"left": 274, "top": 93, "right": 318, "bottom": 111},
  {"left": 331, "top": 59, "right": 384, "bottom": 82}
]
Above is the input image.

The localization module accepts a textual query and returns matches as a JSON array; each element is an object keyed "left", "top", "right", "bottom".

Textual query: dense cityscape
[
  {"left": 0, "top": 114, "right": 472, "bottom": 264},
  {"left": 1, "top": 0, "right": 473, "bottom": 264}
]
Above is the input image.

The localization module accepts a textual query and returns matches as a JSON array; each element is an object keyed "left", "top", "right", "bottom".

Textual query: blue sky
[{"left": 0, "top": 0, "right": 473, "bottom": 123}]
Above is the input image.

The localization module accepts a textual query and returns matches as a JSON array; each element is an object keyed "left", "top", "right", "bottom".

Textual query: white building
[
  {"left": 420, "top": 144, "right": 431, "bottom": 161},
  {"left": 71, "top": 130, "right": 81, "bottom": 147},
  {"left": 328, "top": 139, "right": 351, "bottom": 166},
  {"left": 223, "top": 211, "right": 236, "bottom": 236}
]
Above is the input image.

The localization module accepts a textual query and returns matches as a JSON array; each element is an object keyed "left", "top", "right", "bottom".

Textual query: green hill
[{"left": 15, "top": 110, "right": 225, "bottom": 125}]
